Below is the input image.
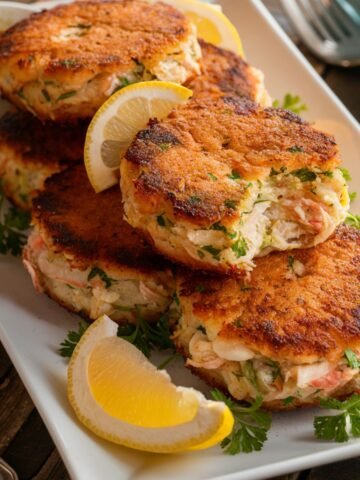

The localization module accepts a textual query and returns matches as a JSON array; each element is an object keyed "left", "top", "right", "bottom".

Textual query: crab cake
[
  {"left": 0, "top": 0, "right": 201, "bottom": 121},
  {"left": 173, "top": 225, "right": 360, "bottom": 410},
  {"left": 23, "top": 165, "right": 175, "bottom": 323},
  {"left": 121, "top": 95, "right": 349, "bottom": 274},
  {"left": 0, "top": 111, "right": 86, "bottom": 209},
  {"left": 186, "top": 39, "right": 271, "bottom": 106}
]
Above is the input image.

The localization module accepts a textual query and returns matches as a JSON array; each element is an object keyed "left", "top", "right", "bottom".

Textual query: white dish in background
[{"left": 0, "top": 1, "right": 359, "bottom": 479}]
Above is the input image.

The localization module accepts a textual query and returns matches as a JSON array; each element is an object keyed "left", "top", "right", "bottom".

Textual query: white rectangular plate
[{"left": 0, "top": 1, "right": 359, "bottom": 479}]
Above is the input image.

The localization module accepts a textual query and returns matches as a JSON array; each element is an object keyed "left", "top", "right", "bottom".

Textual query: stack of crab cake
[
  {"left": 0, "top": 0, "right": 270, "bottom": 323},
  {"left": 1, "top": 0, "right": 357, "bottom": 410}
]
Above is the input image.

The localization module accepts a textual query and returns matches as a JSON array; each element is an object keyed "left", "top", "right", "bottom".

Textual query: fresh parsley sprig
[
  {"left": 272, "top": 93, "right": 307, "bottom": 114},
  {"left": 59, "top": 321, "right": 89, "bottom": 358},
  {"left": 314, "top": 394, "right": 360, "bottom": 442},
  {"left": 211, "top": 389, "right": 272, "bottom": 454},
  {"left": 59, "top": 309, "right": 175, "bottom": 361},
  {"left": 117, "top": 307, "right": 175, "bottom": 358},
  {"left": 345, "top": 213, "right": 360, "bottom": 229},
  {"left": 0, "top": 184, "right": 31, "bottom": 256}
]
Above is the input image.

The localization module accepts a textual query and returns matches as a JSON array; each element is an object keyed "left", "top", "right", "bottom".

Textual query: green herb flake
[
  {"left": 287, "top": 145, "right": 304, "bottom": 153},
  {"left": 314, "top": 394, "right": 360, "bottom": 442},
  {"left": 156, "top": 215, "right": 166, "bottom": 227},
  {"left": 283, "top": 396, "right": 295, "bottom": 406},
  {"left": 339, "top": 167, "right": 352, "bottom": 182},
  {"left": 158, "top": 142, "right": 171, "bottom": 151},
  {"left": 272, "top": 93, "right": 307, "bottom": 114},
  {"left": 117, "top": 308, "right": 175, "bottom": 358},
  {"left": 0, "top": 183, "right": 31, "bottom": 256},
  {"left": 344, "top": 349, "right": 360, "bottom": 369},
  {"left": 291, "top": 168, "right": 317, "bottom": 182},
  {"left": 224, "top": 199, "right": 237, "bottom": 210},
  {"left": 88, "top": 266, "right": 115, "bottom": 288},
  {"left": 320, "top": 171, "right": 333, "bottom": 178},
  {"left": 59, "top": 59, "right": 78, "bottom": 68},
  {"left": 59, "top": 321, "right": 89, "bottom": 358},
  {"left": 349, "top": 192, "right": 357, "bottom": 202},
  {"left": 197, "top": 249, "right": 205, "bottom": 259},
  {"left": 232, "top": 237, "right": 248, "bottom": 258},
  {"left": 201, "top": 245, "right": 222, "bottom": 260},
  {"left": 17, "top": 89, "right": 26, "bottom": 100},
  {"left": 208, "top": 173, "right": 218, "bottom": 181},
  {"left": 270, "top": 166, "right": 286, "bottom": 176},
  {"left": 41, "top": 89, "right": 51, "bottom": 102},
  {"left": 195, "top": 284, "right": 206, "bottom": 293},
  {"left": 288, "top": 255, "right": 295, "bottom": 271},
  {"left": 211, "top": 389, "right": 272, "bottom": 454},
  {"left": 189, "top": 195, "right": 201, "bottom": 205},
  {"left": 345, "top": 213, "right": 360, "bottom": 229},
  {"left": 57, "top": 90, "right": 77, "bottom": 102},
  {"left": 227, "top": 169, "right": 241, "bottom": 180},
  {"left": 233, "top": 318, "right": 243, "bottom": 328}
]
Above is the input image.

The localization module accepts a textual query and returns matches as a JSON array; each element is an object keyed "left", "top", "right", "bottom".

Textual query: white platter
[{"left": 0, "top": 1, "right": 359, "bottom": 479}]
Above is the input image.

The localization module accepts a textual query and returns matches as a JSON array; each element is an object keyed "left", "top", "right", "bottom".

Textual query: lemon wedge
[
  {"left": 67, "top": 315, "right": 234, "bottom": 453},
  {"left": 84, "top": 81, "right": 192, "bottom": 193},
  {"left": 156, "top": 0, "right": 244, "bottom": 56}
]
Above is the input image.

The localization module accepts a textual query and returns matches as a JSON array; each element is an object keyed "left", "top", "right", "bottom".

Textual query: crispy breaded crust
[
  {"left": 177, "top": 225, "right": 360, "bottom": 363},
  {"left": 32, "top": 165, "right": 171, "bottom": 274},
  {"left": 0, "top": 110, "right": 86, "bottom": 167},
  {"left": 185, "top": 40, "right": 260, "bottom": 100},
  {"left": 0, "top": 0, "right": 191, "bottom": 119},
  {"left": 123, "top": 95, "right": 339, "bottom": 227}
]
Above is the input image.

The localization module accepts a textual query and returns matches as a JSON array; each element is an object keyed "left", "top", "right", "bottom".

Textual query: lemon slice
[
  {"left": 157, "top": 0, "right": 244, "bottom": 56},
  {"left": 84, "top": 81, "right": 192, "bottom": 193},
  {"left": 67, "top": 315, "right": 234, "bottom": 453}
]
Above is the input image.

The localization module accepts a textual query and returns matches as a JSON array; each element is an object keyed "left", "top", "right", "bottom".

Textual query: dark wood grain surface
[{"left": 0, "top": 1, "right": 359, "bottom": 479}]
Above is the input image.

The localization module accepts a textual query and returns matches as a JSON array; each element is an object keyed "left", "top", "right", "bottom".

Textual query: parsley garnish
[
  {"left": 344, "top": 349, "right": 360, "bottom": 369},
  {"left": 227, "top": 169, "right": 241, "bottom": 180},
  {"left": 59, "top": 59, "right": 78, "bottom": 69},
  {"left": 345, "top": 213, "right": 360, "bottom": 229},
  {"left": 283, "top": 396, "right": 295, "bottom": 406},
  {"left": 339, "top": 167, "right": 351, "bottom": 182},
  {"left": 292, "top": 168, "right": 317, "bottom": 182},
  {"left": 349, "top": 192, "right": 357, "bottom": 202},
  {"left": 59, "top": 321, "right": 89, "bottom": 358},
  {"left": 88, "top": 267, "right": 115, "bottom": 288},
  {"left": 314, "top": 394, "right": 360, "bottom": 442},
  {"left": 156, "top": 214, "right": 174, "bottom": 228},
  {"left": 272, "top": 93, "right": 307, "bottom": 114},
  {"left": 224, "top": 199, "right": 237, "bottom": 210},
  {"left": 197, "top": 249, "right": 205, "bottom": 259},
  {"left": 287, "top": 145, "right": 304, "bottom": 153},
  {"left": 117, "top": 308, "right": 174, "bottom": 358},
  {"left": 231, "top": 238, "right": 248, "bottom": 258},
  {"left": 201, "top": 245, "right": 222, "bottom": 260},
  {"left": 0, "top": 186, "right": 31, "bottom": 256},
  {"left": 211, "top": 389, "right": 272, "bottom": 454}
]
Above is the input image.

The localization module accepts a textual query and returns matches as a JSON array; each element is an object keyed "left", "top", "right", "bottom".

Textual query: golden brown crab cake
[
  {"left": 120, "top": 95, "right": 350, "bottom": 275},
  {"left": 173, "top": 225, "right": 360, "bottom": 410},
  {"left": 0, "top": 0, "right": 201, "bottom": 121},
  {"left": 23, "top": 165, "right": 175, "bottom": 323},
  {"left": 0, "top": 110, "right": 86, "bottom": 209},
  {"left": 186, "top": 39, "right": 271, "bottom": 106}
]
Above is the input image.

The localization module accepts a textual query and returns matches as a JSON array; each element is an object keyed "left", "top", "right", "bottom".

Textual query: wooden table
[{"left": 0, "top": 1, "right": 359, "bottom": 479}]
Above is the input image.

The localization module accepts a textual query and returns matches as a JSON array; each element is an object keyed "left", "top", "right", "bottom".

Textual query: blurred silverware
[
  {"left": 0, "top": 459, "right": 18, "bottom": 480},
  {"left": 280, "top": 0, "right": 360, "bottom": 66}
]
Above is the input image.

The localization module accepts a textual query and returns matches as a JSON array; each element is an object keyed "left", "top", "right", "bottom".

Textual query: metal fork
[{"left": 280, "top": 0, "right": 360, "bottom": 66}]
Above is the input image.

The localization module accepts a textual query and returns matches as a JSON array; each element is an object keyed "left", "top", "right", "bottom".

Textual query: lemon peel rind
[
  {"left": 67, "top": 315, "right": 233, "bottom": 453},
  {"left": 84, "top": 81, "right": 193, "bottom": 193}
]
